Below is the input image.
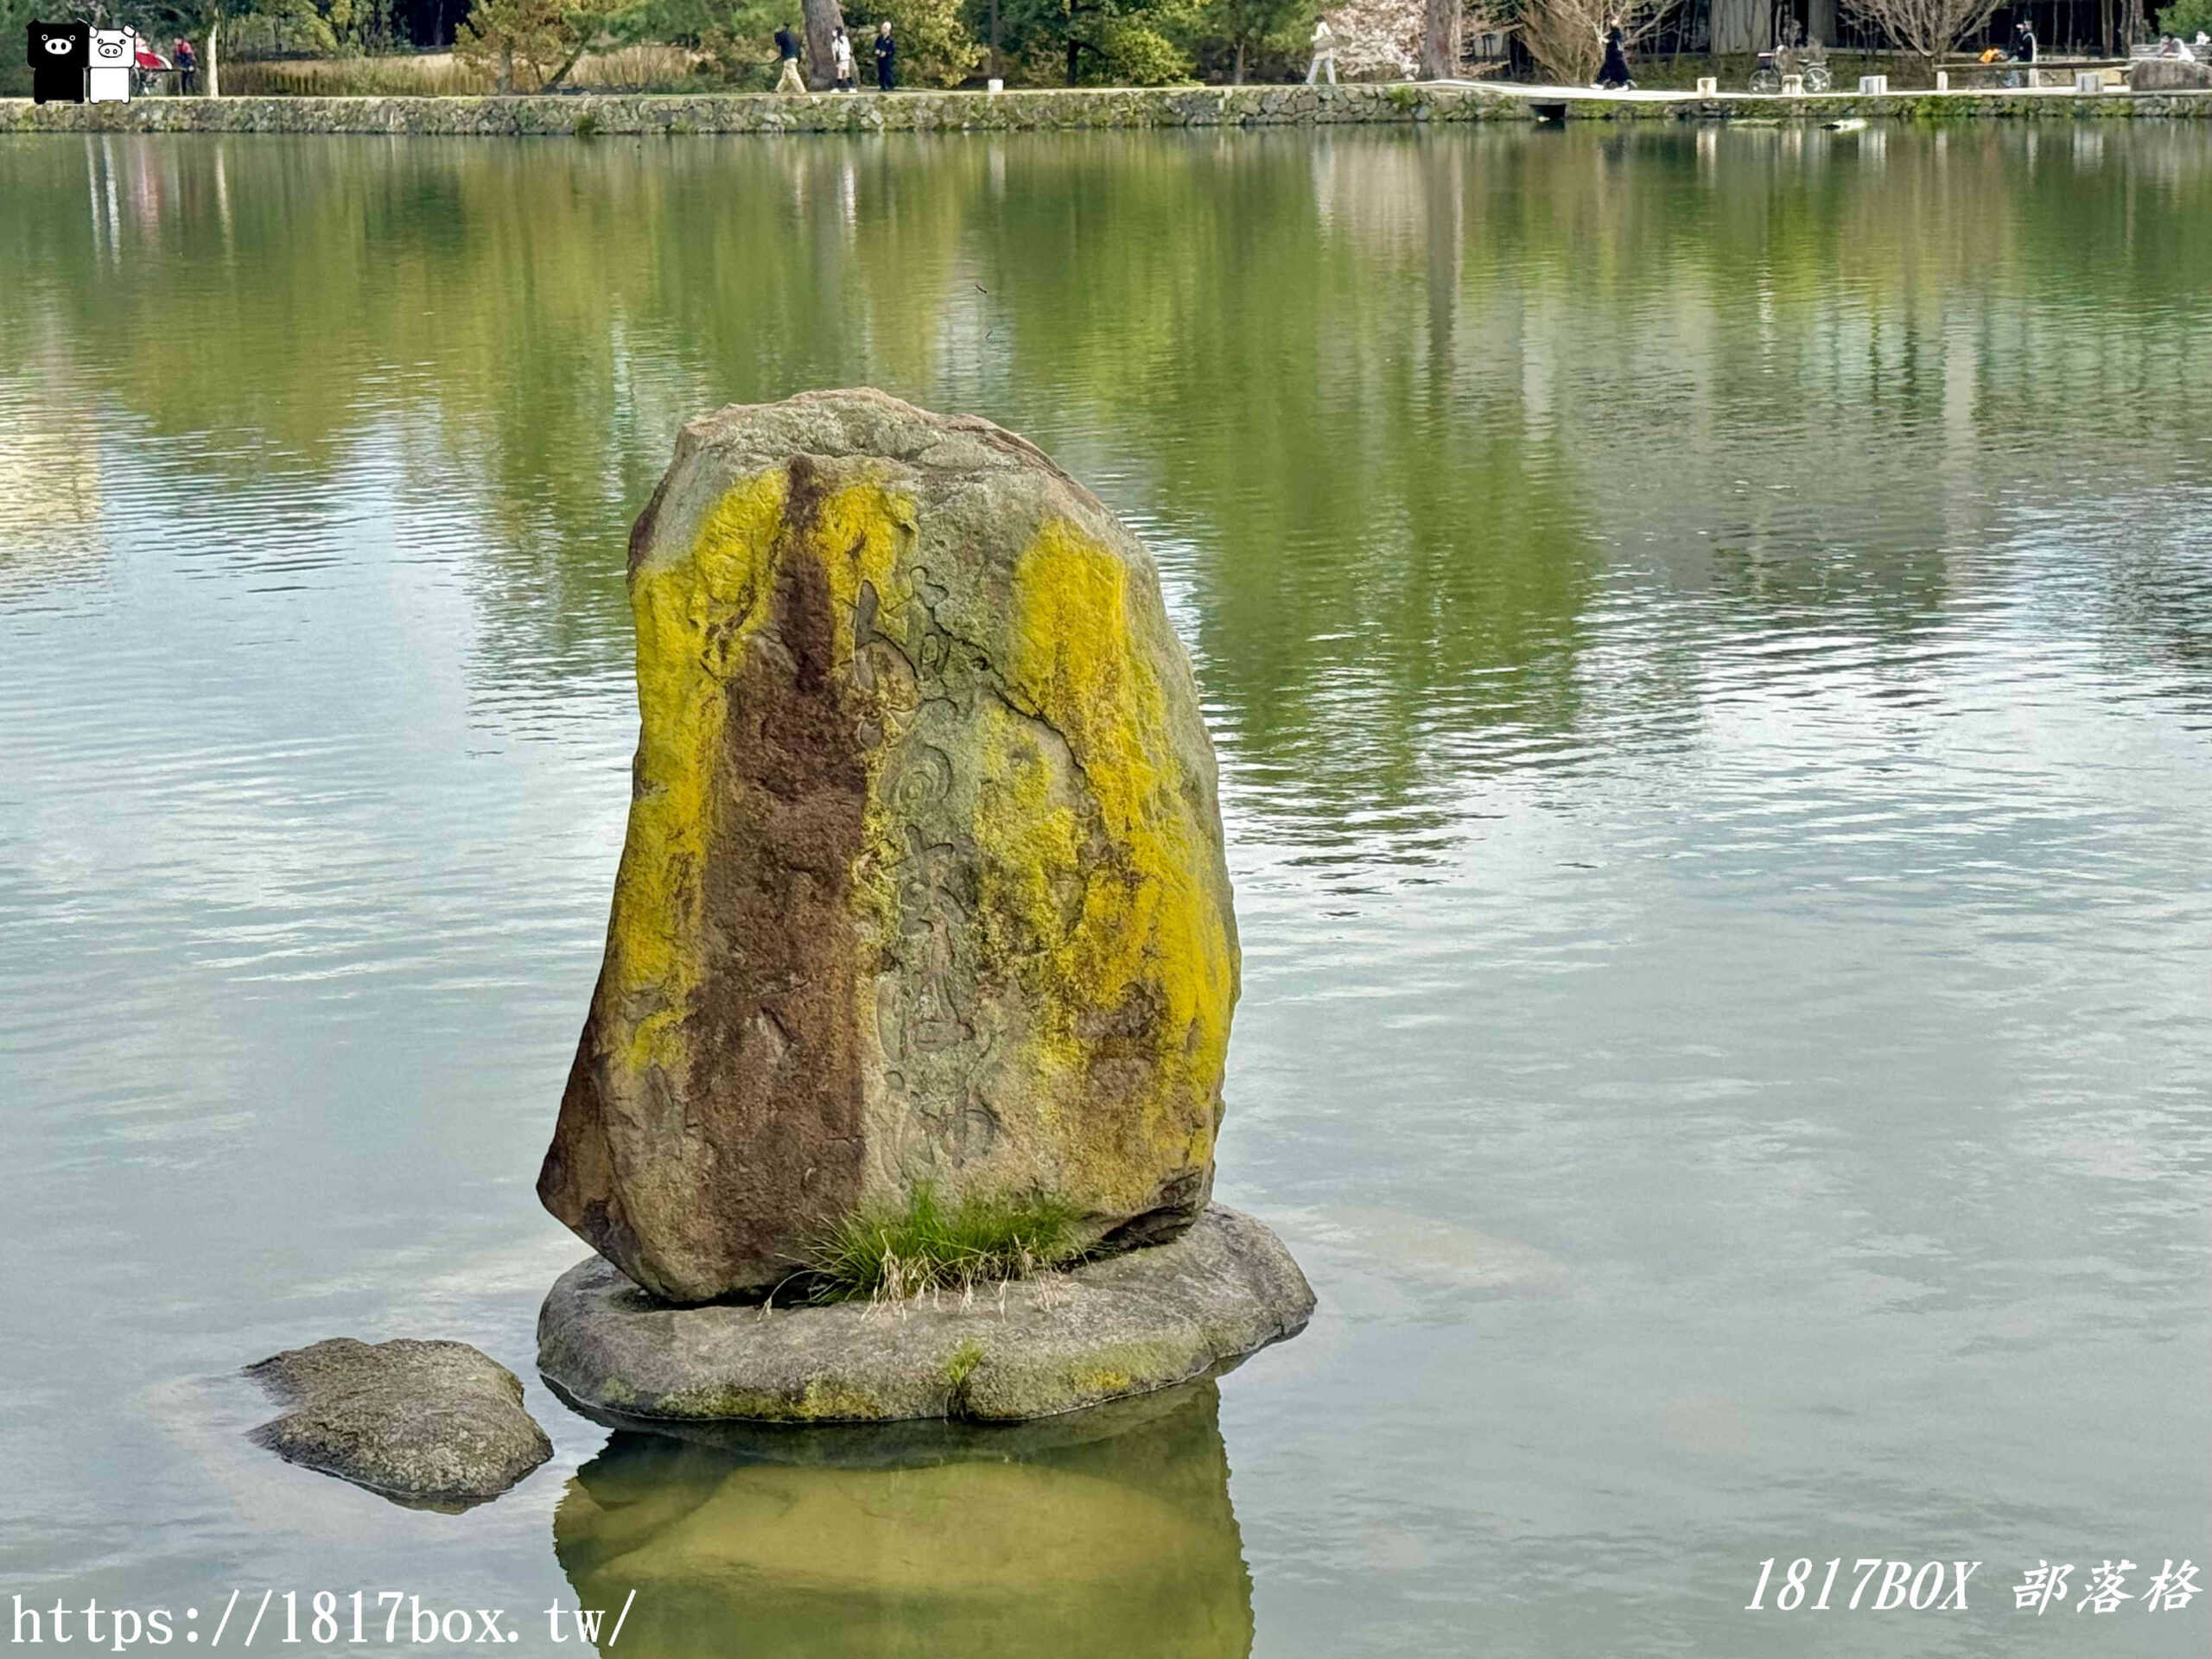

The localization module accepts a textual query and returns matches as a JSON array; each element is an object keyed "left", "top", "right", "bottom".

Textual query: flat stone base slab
[{"left": 537, "top": 1205, "right": 1313, "bottom": 1424}]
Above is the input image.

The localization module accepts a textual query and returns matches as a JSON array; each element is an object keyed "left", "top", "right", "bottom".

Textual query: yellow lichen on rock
[
  {"left": 602, "top": 469, "right": 912, "bottom": 1082},
  {"left": 993, "top": 518, "right": 1237, "bottom": 1183},
  {"left": 607, "top": 467, "right": 787, "bottom": 1078},
  {"left": 545, "top": 392, "right": 1243, "bottom": 1301},
  {"left": 806, "top": 475, "right": 914, "bottom": 633}
]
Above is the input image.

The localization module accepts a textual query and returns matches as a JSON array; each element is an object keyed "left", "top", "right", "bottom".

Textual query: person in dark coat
[
  {"left": 1597, "top": 23, "right": 1632, "bottom": 87},
  {"left": 2012, "top": 19, "right": 2036, "bottom": 60},
  {"left": 773, "top": 22, "right": 806, "bottom": 93},
  {"left": 874, "top": 20, "right": 895, "bottom": 90}
]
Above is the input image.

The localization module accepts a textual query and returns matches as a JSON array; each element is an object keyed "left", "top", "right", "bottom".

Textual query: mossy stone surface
[
  {"left": 538, "top": 390, "right": 1238, "bottom": 1302},
  {"left": 537, "top": 1204, "right": 1315, "bottom": 1423},
  {"left": 245, "top": 1338, "right": 551, "bottom": 1510}
]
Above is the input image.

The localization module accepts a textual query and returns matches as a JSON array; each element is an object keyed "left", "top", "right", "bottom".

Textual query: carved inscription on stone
[{"left": 855, "top": 569, "right": 1009, "bottom": 1181}]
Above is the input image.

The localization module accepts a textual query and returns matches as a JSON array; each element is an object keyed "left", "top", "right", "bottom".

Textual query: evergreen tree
[
  {"left": 1209, "top": 0, "right": 1305, "bottom": 80},
  {"left": 979, "top": 0, "right": 1194, "bottom": 82},
  {"left": 453, "top": 0, "right": 650, "bottom": 90},
  {"left": 455, "top": 0, "right": 574, "bottom": 87},
  {"left": 842, "top": 0, "right": 985, "bottom": 82}
]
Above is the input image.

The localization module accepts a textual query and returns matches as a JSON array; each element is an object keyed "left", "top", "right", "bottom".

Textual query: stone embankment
[{"left": 5, "top": 81, "right": 2209, "bottom": 137}]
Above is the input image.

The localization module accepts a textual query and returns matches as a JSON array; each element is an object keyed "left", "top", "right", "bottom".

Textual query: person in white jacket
[
  {"left": 830, "top": 28, "right": 855, "bottom": 90},
  {"left": 1306, "top": 17, "right": 1338, "bottom": 84}
]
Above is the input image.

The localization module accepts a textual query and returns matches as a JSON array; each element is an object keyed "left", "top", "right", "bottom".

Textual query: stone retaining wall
[{"left": 5, "top": 83, "right": 2209, "bottom": 137}]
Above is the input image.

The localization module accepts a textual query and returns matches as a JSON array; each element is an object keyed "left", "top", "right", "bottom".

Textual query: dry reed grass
[{"left": 223, "top": 45, "right": 703, "bottom": 98}]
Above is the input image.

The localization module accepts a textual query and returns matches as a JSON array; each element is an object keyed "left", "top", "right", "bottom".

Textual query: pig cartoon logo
[
  {"left": 27, "top": 19, "right": 89, "bottom": 105},
  {"left": 87, "top": 24, "right": 137, "bottom": 101}
]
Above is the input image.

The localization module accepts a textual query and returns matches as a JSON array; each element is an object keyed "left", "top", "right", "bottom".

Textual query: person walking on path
[
  {"left": 1597, "top": 22, "right": 1632, "bottom": 87},
  {"left": 174, "top": 35, "right": 195, "bottom": 93},
  {"left": 830, "top": 26, "right": 855, "bottom": 90},
  {"left": 1306, "top": 17, "right": 1338, "bottom": 84},
  {"left": 874, "top": 21, "right": 896, "bottom": 90},
  {"left": 774, "top": 22, "right": 807, "bottom": 93}
]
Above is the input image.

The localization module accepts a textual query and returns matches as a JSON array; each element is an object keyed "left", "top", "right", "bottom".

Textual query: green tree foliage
[
  {"left": 632, "top": 0, "right": 836, "bottom": 85},
  {"left": 2158, "top": 0, "right": 2210, "bottom": 33},
  {"left": 1193, "top": 0, "right": 1306, "bottom": 80},
  {"left": 633, "top": 0, "right": 766, "bottom": 41},
  {"left": 0, "top": 0, "right": 43, "bottom": 95},
  {"left": 100, "top": 0, "right": 339, "bottom": 93},
  {"left": 319, "top": 0, "right": 400, "bottom": 52},
  {"left": 629, "top": 0, "right": 780, "bottom": 85},
  {"left": 1094, "top": 8, "right": 1190, "bottom": 78},
  {"left": 976, "top": 0, "right": 1198, "bottom": 82},
  {"left": 454, "top": 0, "right": 655, "bottom": 89},
  {"left": 455, "top": 0, "right": 573, "bottom": 87},
  {"left": 545, "top": 0, "right": 652, "bottom": 83},
  {"left": 213, "top": 0, "right": 339, "bottom": 54},
  {"left": 842, "top": 0, "right": 986, "bottom": 84}
]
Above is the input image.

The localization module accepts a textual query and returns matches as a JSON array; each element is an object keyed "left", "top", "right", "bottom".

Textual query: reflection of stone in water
[
  {"left": 0, "top": 377, "right": 104, "bottom": 598},
  {"left": 553, "top": 1382, "right": 1253, "bottom": 1659}
]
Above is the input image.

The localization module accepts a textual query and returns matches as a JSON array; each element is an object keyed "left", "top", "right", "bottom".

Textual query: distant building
[{"left": 1624, "top": 0, "right": 2137, "bottom": 57}]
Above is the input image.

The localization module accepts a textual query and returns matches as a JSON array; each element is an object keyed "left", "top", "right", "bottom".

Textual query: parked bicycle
[{"left": 1748, "top": 17, "right": 1834, "bottom": 92}]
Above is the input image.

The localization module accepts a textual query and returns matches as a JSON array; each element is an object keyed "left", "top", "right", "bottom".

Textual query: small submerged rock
[{"left": 246, "top": 1338, "right": 550, "bottom": 1511}]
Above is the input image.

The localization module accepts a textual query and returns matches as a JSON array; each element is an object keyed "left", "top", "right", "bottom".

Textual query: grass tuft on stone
[
  {"left": 942, "top": 1339, "right": 987, "bottom": 1388},
  {"left": 803, "top": 1185, "right": 1086, "bottom": 1304}
]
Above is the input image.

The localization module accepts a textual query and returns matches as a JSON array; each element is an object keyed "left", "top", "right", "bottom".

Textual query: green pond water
[{"left": 2, "top": 124, "right": 2209, "bottom": 1657}]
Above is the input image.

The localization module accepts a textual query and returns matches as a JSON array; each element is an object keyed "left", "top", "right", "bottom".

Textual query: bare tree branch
[
  {"left": 1841, "top": 0, "right": 1999, "bottom": 69},
  {"left": 1517, "top": 0, "right": 1681, "bottom": 84}
]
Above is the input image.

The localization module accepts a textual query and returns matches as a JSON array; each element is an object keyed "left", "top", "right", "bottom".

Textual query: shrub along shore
[{"left": 5, "top": 82, "right": 2210, "bottom": 134}]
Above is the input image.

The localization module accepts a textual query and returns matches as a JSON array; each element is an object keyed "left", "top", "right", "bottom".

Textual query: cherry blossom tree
[{"left": 1323, "top": 0, "right": 1501, "bottom": 79}]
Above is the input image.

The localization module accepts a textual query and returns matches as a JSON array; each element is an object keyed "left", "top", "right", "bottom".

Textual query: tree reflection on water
[{"left": 4, "top": 124, "right": 2206, "bottom": 864}]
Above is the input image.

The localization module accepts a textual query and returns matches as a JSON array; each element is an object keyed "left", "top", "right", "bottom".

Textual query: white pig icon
[{"left": 88, "top": 27, "right": 137, "bottom": 101}]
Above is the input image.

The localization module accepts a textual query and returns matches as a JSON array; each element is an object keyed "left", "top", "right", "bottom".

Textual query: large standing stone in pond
[{"left": 541, "top": 390, "right": 1239, "bottom": 1304}]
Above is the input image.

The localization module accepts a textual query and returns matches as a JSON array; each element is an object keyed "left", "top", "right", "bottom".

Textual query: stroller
[{"left": 130, "top": 40, "right": 171, "bottom": 95}]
